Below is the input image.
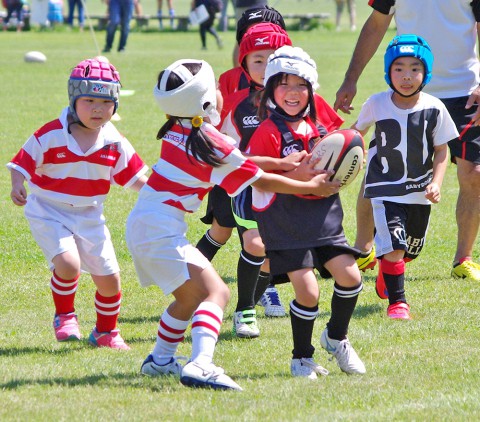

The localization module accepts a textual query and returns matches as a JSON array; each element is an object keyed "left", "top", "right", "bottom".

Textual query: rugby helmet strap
[{"left": 384, "top": 34, "right": 433, "bottom": 88}]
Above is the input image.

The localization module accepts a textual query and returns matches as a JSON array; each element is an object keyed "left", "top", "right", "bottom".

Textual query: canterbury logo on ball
[
  {"left": 243, "top": 115, "right": 259, "bottom": 126},
  {"left": 255, "top": 37, "right": 270, "bottom": 46}
]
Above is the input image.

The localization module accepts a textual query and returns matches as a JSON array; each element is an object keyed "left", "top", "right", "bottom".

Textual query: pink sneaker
[
  {"left": 88, "top": 327, "right": 131, "bottom": 350},
  {"left": 387, "top": 302, "right": 411, "bottom": 320},
  {"left": 375, "top": 270, "right": 388, "bottom": 300},
  {"left": 53, "top": 313, "right": 81, "bottom": 341}
]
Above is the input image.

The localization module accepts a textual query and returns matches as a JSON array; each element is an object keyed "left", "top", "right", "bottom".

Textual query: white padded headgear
[
  {"left": 264, "top": 46, "right": 319, "bottom": 90},
  {"left": 153, "top": 59, "right": 220, "bottom": 126}
]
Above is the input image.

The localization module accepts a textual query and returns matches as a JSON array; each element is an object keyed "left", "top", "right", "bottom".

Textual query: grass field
[{"left": 1, "top": 5, "right": 480, "bottom": 421}]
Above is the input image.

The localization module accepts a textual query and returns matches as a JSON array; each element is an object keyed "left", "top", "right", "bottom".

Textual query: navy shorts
[
  {"left": 268, "top": 244, "right": 360, "bottom": 280},
  {"left": 200, "top": 185, "right": 236, "bottom": 228},
  {"left": 372, "top": 200, "right": 431, "bottom": 261},
  {"left": 442, "top": 96, "right": 480, "bottom": 165}
]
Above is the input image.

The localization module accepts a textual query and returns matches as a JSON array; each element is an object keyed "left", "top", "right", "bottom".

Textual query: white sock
[
  {"left": 190, "top": 301, "right": 223, "bottom": 366},
  {"left": 152, "top": 310, "right": 189, "bottom": 365}
]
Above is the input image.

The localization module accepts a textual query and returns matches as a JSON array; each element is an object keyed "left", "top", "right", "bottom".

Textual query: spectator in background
[
  {"left": 217, "top": 0, "right": 229, "bottom": 31},
  {"left": 102, "top": 0, "right": 134, "bottom": 53},
  {"left": 2, "top": 0, "right": 25, "bottom": 31},
  {"left": 192, "top": 0, "right": 223, "bottom": 50},
  {"left": 157, "top": 0, "right": 174, "bottom": 29},
  {"left": 66, "top": 0, "right": 84, "bottom": 31},
  {"left": 334, "top": 0, "right": 356, "bottom": 31}
]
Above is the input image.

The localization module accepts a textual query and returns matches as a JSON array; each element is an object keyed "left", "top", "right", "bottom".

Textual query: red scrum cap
[{"left": 238, "top": 22, "right": 292, "bottom": 67}]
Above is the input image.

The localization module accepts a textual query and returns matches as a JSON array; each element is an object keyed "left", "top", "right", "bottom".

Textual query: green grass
[{"left": 1, "top": 11, "right": 480, "bottom": 421}]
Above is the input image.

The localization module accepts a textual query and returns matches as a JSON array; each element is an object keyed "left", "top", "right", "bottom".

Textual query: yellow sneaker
[
  {"left": 356, "top": 247, "right": 377, "bottom": 272},
  {"left": 451, "top": 260, "right": 480, "bottom": 281}
]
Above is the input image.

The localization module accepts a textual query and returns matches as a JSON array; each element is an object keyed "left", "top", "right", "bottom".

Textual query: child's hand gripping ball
[{"left": 310, "top": 129, "right": 364, "bottom": 190}]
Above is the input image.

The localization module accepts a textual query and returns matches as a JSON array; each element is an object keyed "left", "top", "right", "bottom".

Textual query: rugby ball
[
  {"left": 310, "top": 129, "right": 364, "bottom": 189},
  {"left": 24, "top": 51, "right": 47, "bottom": 63}
]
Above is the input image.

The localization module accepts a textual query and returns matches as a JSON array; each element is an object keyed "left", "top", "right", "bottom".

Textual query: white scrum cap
[
  {"left": 264, "top": 46, "right": 319, "bottom": 90},
  {"left": 153, "top": 59, "right": 220, "bottom": 126}
]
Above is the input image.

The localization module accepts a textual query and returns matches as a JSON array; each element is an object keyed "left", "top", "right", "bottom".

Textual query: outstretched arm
[{"left": 334, "top": 10, "right": 392, "bottom": 114}]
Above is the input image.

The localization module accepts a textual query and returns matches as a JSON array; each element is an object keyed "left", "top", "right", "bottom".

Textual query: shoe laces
[
  {"left": 263, "top": 289, "right": 282, "bottom": 307},
  {"left": 329, "top": 339, "right": 352, "bottom": 366},
  {"left": 299, "top": 358, "right": 329, "bottom": 376}
]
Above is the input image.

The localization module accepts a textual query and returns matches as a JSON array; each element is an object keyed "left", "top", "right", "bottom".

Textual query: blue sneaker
[
  {"left": 180, "top": 361, "right": 242, "bottom": 391},
  {"left": 141, "top": 354, "right": 184, "bottom": 376},
  {"left": 259, "top": 285, "right": 286, "bottom": 317}
]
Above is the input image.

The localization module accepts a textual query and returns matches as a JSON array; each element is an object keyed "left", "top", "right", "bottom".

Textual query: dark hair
[
  {"left": 155, "top": 62, "right": 224, "bottom": 168},
  {"left": 257, "top": 73, "right": 317, "bottom": 122}
]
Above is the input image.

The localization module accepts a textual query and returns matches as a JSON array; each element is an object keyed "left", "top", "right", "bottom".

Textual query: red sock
[
  {"left": 50, "top": 271, "right": 79, "bottom": 315},
  {"left": 95, "top": 291, "right": 121, "bottom": 333}
]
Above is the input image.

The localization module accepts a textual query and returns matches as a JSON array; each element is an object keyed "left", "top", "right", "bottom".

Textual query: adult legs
[{"left": 454, "top": 158, "right": 480, "bottom": 263}]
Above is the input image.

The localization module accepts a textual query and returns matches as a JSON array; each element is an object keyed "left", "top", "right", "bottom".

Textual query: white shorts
[
  {"left": 24, "top": 195, "right": 119, "bottom": 276},
  {"left": 126, "top": 201, "right": 211, "bottom": 296}
]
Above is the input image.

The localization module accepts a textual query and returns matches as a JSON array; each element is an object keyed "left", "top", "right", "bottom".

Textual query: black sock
[
  {"left": 236, "top": 250, "right": 264, "bottom": 311},
  {"left": 384, "top": 273, "right": 406, "bottom": 305},
  {"left": 289, "top": 300, "right": 317, "bottom": 359},
  {"left": 253, "top": 272, "right": 271, "bottom": 305},
  {"left": 196, "top": 230, "right": 223, "bottom": 261},
  {"left": 327, "top": 282, "right": 363, "bottom": 340}
]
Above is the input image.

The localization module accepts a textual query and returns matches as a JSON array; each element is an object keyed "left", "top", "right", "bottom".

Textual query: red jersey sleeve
[{"left": 248, "top": 120, "right": 282, "bottom": 158}]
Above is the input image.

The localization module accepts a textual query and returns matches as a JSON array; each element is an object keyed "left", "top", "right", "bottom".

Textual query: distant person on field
[
  {"left": 157, "top": 0, "right": 174, "bottom": 29},
  {"left": 7, "top": 58, "right": 148, "bottom": 349},
  {"left": 66, "top": 0, "right": 84, "bottom": 30},
  {"left": 334, "top": 0, "right": 480, "bottom": 282},
  {"left": 250, "top": 46, "right": 366, "bottom": 378},
  {"left": 351, "top": 35, "right": 457, "bottom": 320},
  {"left": 2, "top": 0, "right": 25, "bottom": 31},
  {"left": 191, "top": 0, "right": 223, "bottom": 50},
  {"left": 126, "top": 58, "right": 340, "bottom": 390},
  {"left": 334, "top": 0, "right": 356, "bottom": 31},
  {"left": 102, "top": 0, "right": 134, "bottom": 53}
]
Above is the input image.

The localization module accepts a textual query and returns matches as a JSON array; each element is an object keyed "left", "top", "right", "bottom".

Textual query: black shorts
[
  {"left": 200, "top": 185, "right": 236, "bottom": 228},
  {"left": 267, "top": 244, "right": 360, "bottom": 280},
  {"left": 372, "top": 200, "right": 431, "bottom": 261},
  {"left": 231, "top": 186, "right": 258, "bottom": 236},
  {"left": 442, "top": 96, "right": 480, "bottom": 165}
]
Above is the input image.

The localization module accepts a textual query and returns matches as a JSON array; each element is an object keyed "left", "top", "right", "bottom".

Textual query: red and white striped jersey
[
  {"left": 139, "top": 120, "right": 262, "bottom": 213},
  {"left": 7, "top": 107, "right": 148, "bottom": 207}
]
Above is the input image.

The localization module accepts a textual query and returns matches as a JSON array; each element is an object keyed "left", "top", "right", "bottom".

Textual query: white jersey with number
[{"left": 356, "top": 90, "right": 459, "bottom": 204}]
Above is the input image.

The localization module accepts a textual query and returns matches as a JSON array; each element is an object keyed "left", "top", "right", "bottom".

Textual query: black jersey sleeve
[{"left": 369, "top": 0, "right": 395, "bottom": 15}]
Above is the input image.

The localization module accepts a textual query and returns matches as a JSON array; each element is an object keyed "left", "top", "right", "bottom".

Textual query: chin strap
[
  {"left": 266, "top": 99, "right": 309, "bottom": 122},
  {"left": 390, "top": 83, "right": 425, "bottom": 98}
]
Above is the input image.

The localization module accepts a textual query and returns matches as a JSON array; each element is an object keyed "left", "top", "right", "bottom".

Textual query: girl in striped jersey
[
  {"left": 126, "top": 59, "right": 340, "bottom": 391},
  {"left": 8, "top": 58, "right": 148, "bottom": 349}
]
